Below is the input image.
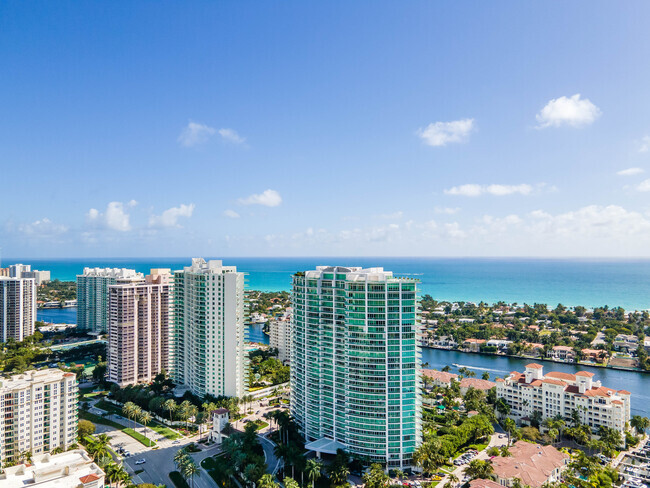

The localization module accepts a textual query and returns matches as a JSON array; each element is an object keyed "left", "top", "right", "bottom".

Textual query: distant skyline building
[
  {"left": 0, "top": 264, "right": 50, "bottom": 285},
  {"left": 269, "top": 317, "right": 291, "bottom": 364},
  {"left": 0, "top": 277, "right": 36, "bottom": 342},
  {"left": 77, "top": 267, "right": 143, "bottom": 332},
  {"left": 291, "top": 266, "right": 421, "bottom": 468},
  {"left": 107, "top": 269, "right": 172, "bottom": 386},
  {"left": 171, "top": 259, "right": 247, "bottom": 398},
  {"left": 0, "top": 369, "right": 78, "bottom": 463}
]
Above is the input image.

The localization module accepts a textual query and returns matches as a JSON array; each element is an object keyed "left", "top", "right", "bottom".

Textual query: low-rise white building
[
  {"left": 496, "top": 363, "right": 630, "bottom": 432},
  {"left": 0, "top": 450, "right": 104, "bottom": 488},
  {"left": 0, "top": 369, "right": 78, "bottom": 463}
]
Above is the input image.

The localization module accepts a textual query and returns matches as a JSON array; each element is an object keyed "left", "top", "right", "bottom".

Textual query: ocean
[{"left": 12, "top": 257, "right": 650, "bottom": 310}]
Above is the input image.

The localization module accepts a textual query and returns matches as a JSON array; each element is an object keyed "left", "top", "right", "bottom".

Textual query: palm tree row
[
  {"left": 84, "top": 434, "right": 130, "bottom": 487},
  {"left": 175, "top": 447, "right": 201, "bottom": 488}
]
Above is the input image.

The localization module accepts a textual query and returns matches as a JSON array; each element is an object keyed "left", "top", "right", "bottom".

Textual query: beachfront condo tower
[
  {"left": 0, "top": 277, "right": 36, "bottom": 342},
  {"left": 171, "top": 259, "right": 247, "bottom": 398},
  {"left": 77, "top": 267, "right": 143, "bottom": 332},
  {"left": 107, "top": 269, "right": 172, "bottom": 386},
  {"left": 290, "top": 266, "right": 421, "bottom": 469}
]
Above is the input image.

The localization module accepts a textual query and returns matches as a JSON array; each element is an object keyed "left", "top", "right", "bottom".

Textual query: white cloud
[
  {"left": 417, "top": 118, "right": 474, "bottom": 147},
  {"left": 536, "top": 94, "right": 601, "bottom": 128},
  {"left": 238, "top": 189, "right": 282, "bottom": 207},
  {"left": 105, "top": 202, "right": 131, "bottom": 231},
  {"left": 528, "top": 205, "right": 650, "bottom": 237},
  {"left": 18, "top": 218, "right": 68, "bottom": 236},
  {"left": 218, "top": 128, "right": 245, "bottom": 144},
  {"left": 149, "top": 203, "right": 195, "bottom": 228},
  {"left": 636, "top": 179, "right": 650, "bottom": 192},
  {"left": 444, "top": 183, "right": 533, "bottom": 197},
  {"left": 178, "top": 121, "right": 216, "bottom": 147},
  {"left": 434, "top": 206, "right": 460, "bottom": 215},
  {"left": 223, "top": 209, "right": 240, "bottom": 219},
  {"left": 639, "top": 136, "right": 650, "bottom": 153},
  {"left": 87, "top": 201, "right": 132, "bottom": 231},
  {"left": 127, "top": 199, "right": 138, "bottom": 207},
  {"left": 617, "top": 167, "right": 645, "bottom": 176}
]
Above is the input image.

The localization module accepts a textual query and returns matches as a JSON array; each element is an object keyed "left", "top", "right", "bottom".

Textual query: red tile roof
[
  {"left": 618, "top": 390, "right": 631, "bottom": 395},
  {"left": 575, "top": 371, "right": 595, "bottom": 377},
  {"left": 422, "top": 369, "right": 459, "bottom": 383},
  {"left": 459, "top": 378, "right": 496, "bottom": 391},
  {"left": 526, "top": 363, "right": 543, "bottom": 369},
  {"left": 469, "top": 480, "right": 503, "bottom": 488},
  {"left": 80, "top": 474, "right": 101, "bottom": 483},
  {"left": 545, "top": 371, "right": 576, "bottom": 381},
  {"left": 491, "top": 441, "right": 568, "bottom": 488}
]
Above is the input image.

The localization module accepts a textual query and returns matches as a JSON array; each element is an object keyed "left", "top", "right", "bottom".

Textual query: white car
[{"left": 135, "top": 459, "right": 146, "bottom": 465}]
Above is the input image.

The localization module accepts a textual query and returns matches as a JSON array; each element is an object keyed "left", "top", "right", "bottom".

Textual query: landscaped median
[
  {"left": 95, "top": 400, "right": 182, "bottom": 440},
  {"left": 169, "top": 471, "right": 190, "bottom": 488},
  {"left": 79, "top": 410, "right": 157, "bottom": 448}
]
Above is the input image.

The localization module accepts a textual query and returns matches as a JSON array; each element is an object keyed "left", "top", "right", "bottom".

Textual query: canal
[{"left": 421, "top": 347, "right": 650, "bottom": 418}]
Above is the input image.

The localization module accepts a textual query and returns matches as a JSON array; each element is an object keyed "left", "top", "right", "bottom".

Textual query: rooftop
[
  {"left": 491, "top": 441, "right": 568, "bottom": 488},
  {"left": 0, "top": 450, "right": 104, "bottom": 488}
]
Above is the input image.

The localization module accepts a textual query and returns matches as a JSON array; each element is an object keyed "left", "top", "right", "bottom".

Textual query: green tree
[
  {"left": 78, "top": 419, "right": 96, "bottom": 438},
  {"left": 305, "top": 459, "right": 323, "bottom": 488},
  {"left": 164, "top": 399, "right": 177, "bottom": 423},
  {"left": 362, "top": 464, "right": 389, "bottom": 488},
  {"left": 464, "top": 459, "right": 495, "bottom": 481}
]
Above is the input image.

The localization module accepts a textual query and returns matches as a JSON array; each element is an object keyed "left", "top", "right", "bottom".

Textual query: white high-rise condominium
[
  {"left": 107, "top": 269, "right": 172, "bottom": 386},
  {"left": 77, "top": 268, "right": 143, "bottom": 333},
  {"left": 0, "top": 277, "right": 36, "bottom": 342},
  {"left": 291, "top": 266, "right": 421, "bottom": 468},
  {"left": 269, "top": 318, "right": 291, "bottom": 364},
  {"left": 171, "top": 259, "right": 247, "bottom": 398},
  {"left": 0, "top": 369, "right": 78, "bottom": 464}
]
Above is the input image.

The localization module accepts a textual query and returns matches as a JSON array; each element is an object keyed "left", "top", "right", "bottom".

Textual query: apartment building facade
[
  {"left": 77, "top": 268, "right": 143, "bottom": 332},
  {"left": 0, "top": 369, "right": 78, "bottom": 465},
  {"left": 107, "top": 269, "right": 172, "bottom": 386},
  {"left": 171, "top": 259, "right": 247, "bottom": 398},
  {"left": 0, "top": 277, "right": 36, "bottom": 342},
  {"left": 269, "top": 317, "right": 291, "bottom": 363},
  {"left": 291, "top": 266, "right": 421, "bottom": 468},
  {"left": 496, "top": 363, "right": 631, "bottom": 432}
]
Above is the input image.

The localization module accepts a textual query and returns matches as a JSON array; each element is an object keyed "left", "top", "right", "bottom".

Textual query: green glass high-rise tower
[{"left": 290, "top": 266, "right": 421, "bottom": 469}]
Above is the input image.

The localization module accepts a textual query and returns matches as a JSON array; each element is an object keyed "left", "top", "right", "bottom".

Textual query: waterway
[
  {"left": 37, "top": 307, "right": 271, "bottom": 345},
  {"left": 38, "top": 308, "right": 648, "bottom": 417},
  {"left": 421, "top": 347, "right": 650, "bottom": 418}
]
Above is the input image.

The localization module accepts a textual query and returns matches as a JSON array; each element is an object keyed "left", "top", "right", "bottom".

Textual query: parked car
[{"left": 135, "top": 459, "right": 146, "bottom": 465}]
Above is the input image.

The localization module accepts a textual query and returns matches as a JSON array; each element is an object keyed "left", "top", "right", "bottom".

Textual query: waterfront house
[
  {"left": 463, "top": 338, "right": 486, "bottom": 352},
  {"left": 547, "top": 345, "right": 575, "bottom": 362},
  {"left": 581, "top": 348, "right": 608, "bottom": 363},
  {"left": 614, "top": 334, "right": 639, "bottom": 353}
]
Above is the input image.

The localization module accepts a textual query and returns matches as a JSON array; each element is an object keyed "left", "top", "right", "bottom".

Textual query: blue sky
[{"left": 2, "top": 1, "right": 650, "bottom": 258}]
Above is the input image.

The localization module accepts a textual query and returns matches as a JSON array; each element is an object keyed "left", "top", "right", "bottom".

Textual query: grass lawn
[
  {"left": 95, "top": 400, "right": 124, "bottom": 416},
  {"left": 95, "top": 400, "right": 181, "bottom": 440},
  {"left": 123, "top": 428, "right": 156, "bottom": 447},
  {"left": 468, "top": 443, "right": 489, "bottom": 451},
  {"left": 149, "top": 422, "right": 182, "bottom": 440},
  {"left": 169, "top": 471, "right": 190, "bottom": 488},
  {"left": 79, "top": 410, "right": 156, "bottom": 448}
]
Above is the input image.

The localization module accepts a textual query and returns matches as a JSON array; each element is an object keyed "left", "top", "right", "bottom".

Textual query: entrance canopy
[{"left": 304, "top": 437, "right": 347, "bottom": 455}]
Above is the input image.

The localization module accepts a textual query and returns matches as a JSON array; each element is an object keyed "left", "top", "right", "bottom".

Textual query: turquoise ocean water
[{"left": 9, "top": 257, "right": 650, "bottom": 310}]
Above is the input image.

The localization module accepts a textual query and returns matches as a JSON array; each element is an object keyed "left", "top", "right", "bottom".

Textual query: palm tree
[
  {"left": 284, "top": 477, "right": 300, "bottom": 488},
  {"left": 503, "top": 418, "right": 516, "bottom": 445},
  {"left": 122, "top": 402, "right": 137, "bottom": 428},
  {"left": 164, "top": 399, "right": 177, "bottom": 424},
  {"left": 139, "top": 410, "right": 152, "bottom": 441},
  {"left": 174, "top": 448, "right": 189, "bottom": 469},
  {"left": 181, "top": 459, "right": 200, "bottom": 488},
  {"left": 327, "top": 463, "right": 350, "bottom": 487},
  {"left": 305, "top": 459, "right": 323, "bottom": 488},
  {"left": 448, "top": 474, "right": 459, "bottom": 487},
  {"left": 464, "top": 459, "right": 495, "bottom": 481},
  {"left": 631, "top": 415, "right": 650, "bottom": 434},
  {"left": 499, "top": 445, "right": 512, "bottom": 457},
  {"left": 258, "top": 474, "right": 280, "bottom": 488}
]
